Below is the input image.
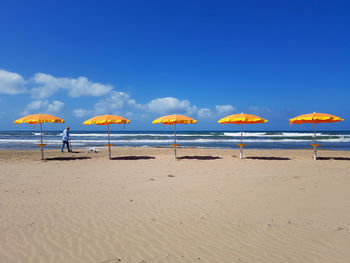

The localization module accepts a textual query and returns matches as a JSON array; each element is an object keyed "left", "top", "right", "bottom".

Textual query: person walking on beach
[{"left": 61, "top": 126, "right": 71, "bottom": 152}]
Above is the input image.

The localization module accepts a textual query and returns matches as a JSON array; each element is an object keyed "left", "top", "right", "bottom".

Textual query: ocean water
[{"left": 0, "top": 130, "right": 350, "bottom": 150}]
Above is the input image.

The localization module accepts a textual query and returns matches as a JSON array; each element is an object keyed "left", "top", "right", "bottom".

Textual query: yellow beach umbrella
[
  {"left": 218, "top": 113, "right": 268, "bottom": 159},
  {"left": 152, "top": 114, "right": 197, "bottom": 159},
  {"left": 83, "top": 114, "right": 130, "bottom": 160},
  {"left": 14, "top": 113, "right": 65, "bottom": 160},
  {"left": 289, "top": 112, "right": 343, "bottom": 160}
]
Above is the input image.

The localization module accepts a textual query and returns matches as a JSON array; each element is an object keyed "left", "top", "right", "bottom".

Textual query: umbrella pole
[
  {"left": 314, "top": 123, "right": 316, "bottom": 144},
  {"left": 240, "top": 124, "right": 243, "bottom": 159},
  {"left": 174, "top": 123, "right": 177, "bottom": 159},
  {"left": 313, "top": 123, "right": 317, "bottom": 160},
  {"left": 240, "top": 124, "right": 243, "bottom": 143},
  {"left": 108, "top": 124, "right": 111, "bottom": 160},
  {"left": 40, "top": 123, "right": 44, "bottom": 160}
]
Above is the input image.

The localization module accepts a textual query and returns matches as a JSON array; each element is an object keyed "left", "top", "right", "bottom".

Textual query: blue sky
[{"left": 0, "top": 0, "right": 349, "bottom": 131}]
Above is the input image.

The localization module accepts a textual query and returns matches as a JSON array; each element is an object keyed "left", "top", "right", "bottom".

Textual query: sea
[{"left": 0, "top": 130, "right": 350, "bottom": 150}]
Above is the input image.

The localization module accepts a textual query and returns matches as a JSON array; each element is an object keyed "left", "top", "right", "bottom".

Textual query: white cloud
[
  {"left": 31, "top": 73, "right": 113, "bottom": 98},
  {"left": 147, "top": 97, "right": 197, "bottom": 115},
  {"left": 0, "top": 69, "right": 26, "bottom": 94},
  {"left": 67, "top": 77, "right": 113, "bottom": 97},
  {"left": 196, "top": 105, "right": 235, "bottom": 119},
  {"left": 47, "top": 101, "right": 64, "bottom": 114},
  {"left": 22, "top": 100, "right": 64, "bottom": 115},
  {"left": 74, "top": 94, "right": 236, "bottom": 122},
  {"left": 22, "top": 100, "right": 47, "bottom": 114},
  {"left": 73, "top": 91, "right": 141, "bottom": 117},
  {"left": 249, "top": 106, "right": 271, "bottom": 116},
  {"left": 73, "top": 109, "right": 93, "bottom": 118},
  {"left": 31, "top": 73, "right": 60, "bottom": 98},
  {"left": 215, "top": 105, "right": 235, "bottom": 115},
  {"left": 93, "top": 91, "right": 142, "bottom": 114},
  {"left": 197, "top": 108, "right": 213, "bottom": 118},
  {"left": 73, "top": 95, "right": 201, "bottom": 119},
  {"left": 1, "top": 68, "right": 239, "bottom": 121}
]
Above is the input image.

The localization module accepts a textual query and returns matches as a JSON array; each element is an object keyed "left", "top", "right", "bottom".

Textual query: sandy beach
[{"left": 1, "top": 147, "right": 350, "bottom": 263}]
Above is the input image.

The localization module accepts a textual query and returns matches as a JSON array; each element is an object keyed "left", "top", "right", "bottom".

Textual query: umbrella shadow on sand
[
  {"left": 245, "top": 156, "right": 290, "bottom": 161},
  {"left": 177, "top": 155, "right": 222, "bottom": 160},
  {"left": 111, "top": 156, "right": 155, "bottom": 160},
  {"left": 45, "top": 156, "right": 92, "bottom": 161},
  {"left": 316, "top": 157, "right": 350, "bottom": 161}
]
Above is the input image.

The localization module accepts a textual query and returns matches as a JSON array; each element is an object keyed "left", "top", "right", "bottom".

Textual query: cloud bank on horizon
[{"left": 0, "top": 68, "right": 236, "bottom": 120}]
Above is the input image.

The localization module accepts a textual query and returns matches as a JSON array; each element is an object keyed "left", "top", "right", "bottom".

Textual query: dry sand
[{"left": 1, "top": 147, "right": 350, "bottom": 263}]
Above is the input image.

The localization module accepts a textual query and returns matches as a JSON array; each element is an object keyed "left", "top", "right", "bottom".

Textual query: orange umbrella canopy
[
  {"left": 218, "top": 113, "right": 268, "bottom": 124},
  {"left": 14, "top": 114, "right": 65, "bottom": 124},
  {"left": 152, "top": 114, "right": 197, "bottom": 125},
  {"left": 289, "top": 112, "right": 343, "bottom": 124},
  {"left": 83, "top": 114, "right": 130, "bottom": 125}
]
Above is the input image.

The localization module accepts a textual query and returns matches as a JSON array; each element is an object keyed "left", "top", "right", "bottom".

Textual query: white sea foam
[
  {"left": 272, "top": 132, "right": 321, "bottom": 137},
  {"left": 223, "top": 132, "right": 266, "bottom": 137},
  {"left": 2, "top": 136, "right": 350, "bottom": 144},
  {"left": 69, "top": 133, "right": 215, "bottom": 137},
  {"left": 223, "top": 132, "right": 348, "bottom": 138},
  {"left": 224, "top": 132, "right": 312, "bottom": 137},
  {"left": 30, "top": 131, "right": 348, "bottom": 139}
]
